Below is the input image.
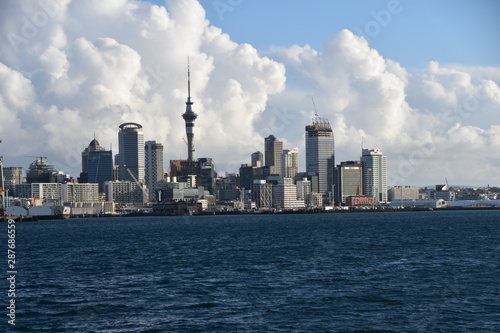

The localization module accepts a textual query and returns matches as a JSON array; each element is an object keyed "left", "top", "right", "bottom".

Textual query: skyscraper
[
  {"left": 87, "top": 149, "right": 113, "bottom": 193},
  {"left": 145, "top": 140, "right": 164, "bottom": 201},
  {"left": 281, "top": 147, "right": 299, "bottom": 178},
  {"left": 335, "top": 161, "right": 362, "bottom": 205},
  {"left": 82, "top": 138, "right": 105, "bottom": 175},
  {"left": 182, "top": 60, "right": 198, "bottom": 162},
  {"left": 305, "top": 115, "right": 335, "bottom": 201},
  {"left": 118, "top": 123, "right": 145, "bottom": 183},
  {"left": 361, "top": 148, "right": 388, "bottom": 203},
  {"left": 264, "top": 135, "right": 284, "bottom": 176}
]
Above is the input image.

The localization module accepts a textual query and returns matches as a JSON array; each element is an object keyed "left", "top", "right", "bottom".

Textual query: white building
[
  {"left": 281, "top": 147, "right": 299, "bottom": 178},
  {"left": 296, "top": 178, "right": 312, "bottom": 205},
  {"left": 361, "top": 149, "right": 388, "bottom": 203},
  {"left": 273, "top": 178, "right": 304, "bottom": 209},
  {"left": 62, "top": 183, "right": 99, "bottom": 203},
  {"left": 15, "top": 183, "right": 62, "bottom": 201},
  {"left": 389, "top": 186, "right": 419, "bottom": 201}
]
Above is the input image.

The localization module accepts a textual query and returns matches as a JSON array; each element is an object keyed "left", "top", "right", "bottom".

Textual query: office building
[
  {"left": 82, "top": 139, "right": 105, "bottom": 175},
  {"left": 305, "top": 115, "right": 335, "bottom": 202},
  {"left": 281, "top": 147, "right": 299, "bottom": 179},
  {"left": 296, "top": 178, "right": 312, "bottom": 205},
  {"left": 272, "top": 178, "right": 305, "bottom": 209},
  {"left": 87, "top": 149, "right": 114, "bottom": 193},
  {"left": 252, "top": 180, "right": 273, "bottom": 208},
  {"left": 265, "top": 135, "right": 284, "bottom": 176},
  {"left": 251, "top": 151, "right": 263, "bottom": 167},
  {"left": 3, "top": 167, "right": 24, "bottom": 195},
  {"left": 145, "top": 140, "right": 164, "bottom": 201},
  {"left": 335, "top": 161, "right": 363, "bottom": 205},
  {"left": 118, "top": 123, "right": 145, "bottom": 183},
  {"left": 62, "top": 183, "right": 99, "bottom": 203},
  {"left": 105, "top": 180, "right": 148, "bottom": 205},
  {"left": 388, "top": 186, "right": 419, "bottom": 201},
  {"left": 361, "top": 149, "right": 388, "bottom": 203}
]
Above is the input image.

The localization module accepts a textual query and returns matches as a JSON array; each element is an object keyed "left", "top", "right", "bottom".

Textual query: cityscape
[{"left": 1, "top": 65, "right": 499, "bottom": 219}]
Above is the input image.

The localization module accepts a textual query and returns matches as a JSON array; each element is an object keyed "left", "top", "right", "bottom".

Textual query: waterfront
[{"left": 1, "top": 210, "right": 499, "bottom": 332}]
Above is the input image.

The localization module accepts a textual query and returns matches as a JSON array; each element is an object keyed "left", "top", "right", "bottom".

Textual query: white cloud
[{"left": 0, "top": 0, "right": 499, "bottom": 187}]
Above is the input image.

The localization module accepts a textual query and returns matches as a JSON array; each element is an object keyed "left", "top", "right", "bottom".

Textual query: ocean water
[{"left": 1, "top": 210, "right": 499, "bottom": 332}]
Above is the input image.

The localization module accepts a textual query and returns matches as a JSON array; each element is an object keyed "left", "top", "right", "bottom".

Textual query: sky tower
[{"left": 182, "top": 59, "right": 198, "bottom": 162}]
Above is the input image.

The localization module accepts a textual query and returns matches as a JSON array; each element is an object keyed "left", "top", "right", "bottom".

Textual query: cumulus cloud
[
  {"left": 0, "top": 0, "right": 285, "bottom": 177},
  {"left": 0, "top": 0, "right": 499, "bottom": 186},
  {"left": 263, "top": 30, "right": 500, "bottom": 186}
]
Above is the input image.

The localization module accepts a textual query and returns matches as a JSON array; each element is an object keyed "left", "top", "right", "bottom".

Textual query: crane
[
  {"left": 123, "top": 165, "right": 149, "bottom": 202},
  {"left": 24, "top": 156, "right": 48, "bottom": 162}
]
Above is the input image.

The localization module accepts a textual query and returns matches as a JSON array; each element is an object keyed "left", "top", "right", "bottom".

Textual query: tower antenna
[{"left": 187, "top": 56, "right": 191, "bottom": 99}]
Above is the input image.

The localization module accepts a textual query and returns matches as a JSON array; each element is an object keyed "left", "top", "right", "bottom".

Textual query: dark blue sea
[{"left": 1, "top": 210, "right": 499, "bottom": 332}]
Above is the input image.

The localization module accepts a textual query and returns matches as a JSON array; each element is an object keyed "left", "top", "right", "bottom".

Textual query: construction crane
[
  {"left": 123, "top": 165, "right": 149, "bottom": 202},
  {"left": 24, "top": 155, "right": 48, "bottom": 162}
]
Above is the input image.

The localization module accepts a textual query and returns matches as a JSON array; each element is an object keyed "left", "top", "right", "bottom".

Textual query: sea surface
[{"left": 1, "top": 210, "right": 499, "bottom": 332}]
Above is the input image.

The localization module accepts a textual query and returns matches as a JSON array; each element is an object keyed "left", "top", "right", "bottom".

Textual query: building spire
[
  {"left": 182, "top": 57, "right": 198, "bottom": 162},
  {"left": 187, "top": 56, "right": 191, "bottom": 100}
]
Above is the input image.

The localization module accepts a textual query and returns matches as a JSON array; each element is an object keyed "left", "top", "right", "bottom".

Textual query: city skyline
[{"left": 0, "top": 0, "right": 499, "bottom": 186}]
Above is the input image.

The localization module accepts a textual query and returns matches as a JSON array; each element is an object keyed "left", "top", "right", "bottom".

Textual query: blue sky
[{"left": 190, "top": 0, "right": 500, "bottom": 69}]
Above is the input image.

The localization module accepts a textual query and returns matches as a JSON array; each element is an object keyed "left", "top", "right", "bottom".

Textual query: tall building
[
  {"left": 251, "top": 151, "right": 263, "bottom": 167},
  {"left": 87, "top": 149, "right": 114, "bottom": 193},
  {"left": 82, "top": 139, "right": 105, "bottom": 175},
  {"left": 264, "top": 135, "right": 284, "bottom": 176},
  {"left": 3, "top": 167, "right": 24, "bottom": 196},
  {"left": 145, "top": 140, "right": 164, "bottom": 201},
  {"left": 118, "top": 123, "right": 145, "bottom": 183},
  {"left": 305, "top": 115, "right": 335, "bottom": 201},
  {"left": 361, "top": 149, "right": 388, "bottom": 203},
  {"left": 281, "top": 147, "right": 299, "bottom": 178},
  {"left": 335, "top": 161, "right": 363, "bottom": 205},
  {"left": 182, "top": 60, "right": 198, "bottom": 162}
]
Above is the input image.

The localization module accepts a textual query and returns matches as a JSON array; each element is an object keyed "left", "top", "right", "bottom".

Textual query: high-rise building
[
  {"left": 87, "top": 150, "right": 114, "bottom": 193},
  {"left": 3, "top": 167, "right": 24, "bottom": 196},
  {"left": 82, "top": 139, "right": 105, "bottom": 174},
  {"left": 361, "top": 149, "right": 387, "bottom": 203},
  {"left": 182, "top": 60, "right": 198, "bottom": 162},
  {"left": 281, "top": 147, "right": 299, "bottom": 179},
  {"left": 145, "top": 140, "right": 164, "bottom": 201},
  {"left": 305, "top": 115, "right": 335, "bottom": 201},
  {"left": 264, "top": 135, "right": 284, "bottom": 176},
  {"left": 118, "top": 123, "right": 145, "bottom": 183},
  {"left": 251, "top": 151, "right": 263, "bottom": 167},
  {"left": 335, "top": 161, "right": 363, "bottom": 205}
]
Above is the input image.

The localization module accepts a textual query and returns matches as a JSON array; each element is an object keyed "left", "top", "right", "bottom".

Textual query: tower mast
[{"left": 182, "top": 57, "right": 198, "bottom": 162}]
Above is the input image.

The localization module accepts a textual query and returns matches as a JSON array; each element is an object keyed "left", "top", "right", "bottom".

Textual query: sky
[{"left": 0, "top": 0, "right": 499, "bottom": 187}]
